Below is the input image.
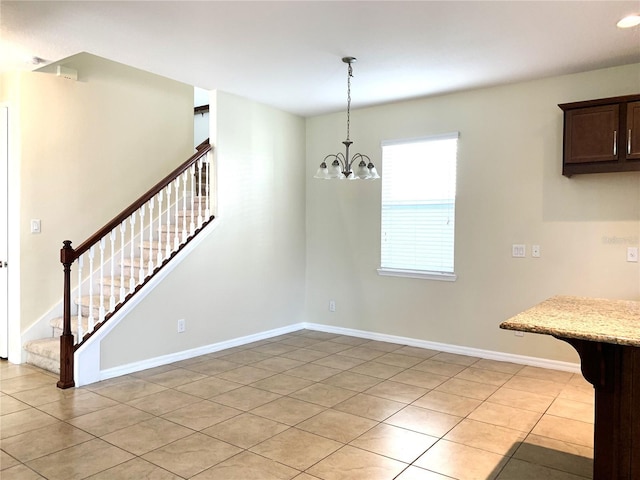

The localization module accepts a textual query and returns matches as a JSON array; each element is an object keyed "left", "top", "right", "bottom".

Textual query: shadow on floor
[{"left": 489, "top": 441, "right": 593, "bottom": 479}]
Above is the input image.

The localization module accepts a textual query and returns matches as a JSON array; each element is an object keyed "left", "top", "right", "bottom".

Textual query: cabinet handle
[
  {"left": 613, "top": 130, "right": 617, "bottom": 156},
  {"left": 628, "top": 129, "right": 632, "bottom": 155}
]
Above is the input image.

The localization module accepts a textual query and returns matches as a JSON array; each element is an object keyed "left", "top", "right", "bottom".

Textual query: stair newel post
[{"left": 58, "top": 240, "right": 76, "bottom": 389}]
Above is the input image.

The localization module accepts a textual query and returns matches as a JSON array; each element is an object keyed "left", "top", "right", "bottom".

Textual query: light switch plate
[
  {"left": 512, "top": 244, "right": 525, "bottom": 258},
  {"left": 30, "top": 219, "right": 41, "bottom": 234},
  {"left": 627, "top": 247, "right": 639, "bottom": 262}
]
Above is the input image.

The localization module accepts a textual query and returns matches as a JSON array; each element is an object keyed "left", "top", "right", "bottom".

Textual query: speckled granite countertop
[{"left": 500, "top": 295, "right": 640, "bottom": 347}]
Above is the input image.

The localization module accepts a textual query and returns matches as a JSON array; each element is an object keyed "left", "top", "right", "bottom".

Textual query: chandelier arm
[
  {"left": 351, "top": 153, "right": 371, "bottom": 163},
  {"left": 349, "top": 153, "right": 371, "bottom": 172},
  {"left": 324, "top": 153, "right": 347, "bottom": 170}
]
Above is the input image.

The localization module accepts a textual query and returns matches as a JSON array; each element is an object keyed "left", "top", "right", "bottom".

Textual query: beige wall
[
  {"left": 5, "top": 54, "right": 638, "bottom": 370},
  {"left": 305, "top": 63, "right": 640, "bottom": 363},
  {"left": 101, "top": 91, "right": 306, "bottom": 369},
  {"left": 1, "top": 53, "right": 194, "bottom": 333}
]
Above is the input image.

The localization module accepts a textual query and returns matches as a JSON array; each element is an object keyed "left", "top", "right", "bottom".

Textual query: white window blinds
[{"left": 380, "top": 132, "right": 458, "bottom": 278}]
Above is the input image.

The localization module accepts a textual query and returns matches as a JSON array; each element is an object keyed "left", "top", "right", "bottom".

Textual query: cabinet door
[
  {"left": 565, "top": 105, "right": 619, "bottom": 164},
  {"left": 626, "top": 101, "right": 640, "bottom": 160}
]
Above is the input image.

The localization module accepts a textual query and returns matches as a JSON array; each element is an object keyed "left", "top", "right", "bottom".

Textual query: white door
[{"left": 0, "top": 106, "right": 8, "bottom": 358}]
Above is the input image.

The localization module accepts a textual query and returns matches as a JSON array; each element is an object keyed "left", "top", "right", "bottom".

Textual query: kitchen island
[{"left": 500, "top": 295, "right": 640, "bottom": 480}]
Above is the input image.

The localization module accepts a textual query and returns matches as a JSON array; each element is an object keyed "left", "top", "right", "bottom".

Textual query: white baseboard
[
  {"left": 96, "top": 320, "right": 580, "bottom": 385},
  {"left": 303, "top": 322, "right": 581, "bottom": 374},
  {"left": 98, "top": 322, "right": 305, "bottom": 383}
]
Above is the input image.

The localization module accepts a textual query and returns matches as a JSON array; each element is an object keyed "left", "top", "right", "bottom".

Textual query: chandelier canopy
[{"left": 314, "top": 57, "right": 379, "bottom": 181}]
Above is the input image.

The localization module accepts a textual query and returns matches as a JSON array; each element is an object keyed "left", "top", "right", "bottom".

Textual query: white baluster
[
  {"left": 88, "top": 246, "right": 95, "bottom": 332},
  {"left": 147, "top": 197, "right": 155, "bottom": 274},
  {"left": 182, "top": 171, "right": 188, "bottom": 242},
  {"left": 157, "top": 190, "right": 164, "bottom": 266},
  {"left": 139, "top": 207, "right": 146, "bottom": 283},
  {"left": 76, "top": 255, "right": 84, "bottom": 342},
  {"left": 98, "top": 238, "right": 106, "bottom": 323},
  {"left": 120, "top": 221, "right": 126, "bottom": 302},
  {"left": 205, "top": 152, "right": 211, "bottom": 218},
  {"left": 109, "top": 230, "right": 116, "bottom": 311},
  {"left": 197, "top": 158, "right": 203, "bottom": 227},
  {"left": 165, "top": 183, "right": 173, "bottom": 258},
  {"left": 129, "top": 214, "right": 136, "bottom": 293},
  {"left": 174, "top": 177, "right": 181, "bottom": 250},
  {"left": 189, "top": 164, "right": 196, "bottom": 235}
]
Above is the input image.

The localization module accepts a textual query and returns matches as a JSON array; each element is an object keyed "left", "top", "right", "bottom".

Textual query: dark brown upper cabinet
[
  {"left": 627, "top": 101, "right": 640, "bottom": 160},
  {"left": 559, "top": 94, "right": 640, "bottom": 176}
]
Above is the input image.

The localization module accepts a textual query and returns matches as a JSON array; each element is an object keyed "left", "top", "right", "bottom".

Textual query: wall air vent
[{"left": 56, "top": 65, "right": 78, "bottom": 81}]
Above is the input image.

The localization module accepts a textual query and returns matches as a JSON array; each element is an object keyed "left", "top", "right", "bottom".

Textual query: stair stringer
[{"left": 74, "top": 217, "right": 221, "bottom": 386}]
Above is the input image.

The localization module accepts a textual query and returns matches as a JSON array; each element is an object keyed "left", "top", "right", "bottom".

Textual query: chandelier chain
[{"left": 346, "top": 62, "right": 353, "bottom": 141}]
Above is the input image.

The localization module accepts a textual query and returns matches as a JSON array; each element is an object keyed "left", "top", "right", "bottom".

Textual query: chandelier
[{"left": 314, "top": 57, "right": 379, "bottom": 180}]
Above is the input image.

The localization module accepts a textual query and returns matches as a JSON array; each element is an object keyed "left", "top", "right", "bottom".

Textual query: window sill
[{"left": 377, "top": 268, "right": 457, "bottom": 282}]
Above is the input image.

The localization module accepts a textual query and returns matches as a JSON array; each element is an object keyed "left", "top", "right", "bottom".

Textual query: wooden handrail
[
  {"left": 194, "top": 104, "right": 209, "bottom": 115},
  {"left": 196, "top": 138, "right": 210, "bottom": 151},
  {"left": 67, "top": 144, "right": 211, "bottom": 261}
]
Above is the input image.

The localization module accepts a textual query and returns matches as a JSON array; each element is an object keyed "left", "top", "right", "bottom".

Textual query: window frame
[{"left": 377, "top": 132, "right": 459, "bottom": 282}]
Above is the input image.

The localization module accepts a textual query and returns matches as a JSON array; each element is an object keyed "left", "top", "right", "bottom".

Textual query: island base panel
[{"left": 560, "top": 338, "right": 640, "bottom": 480}]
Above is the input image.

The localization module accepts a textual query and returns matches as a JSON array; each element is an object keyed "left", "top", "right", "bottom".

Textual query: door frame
[
  {"left": 2, "top": 100, "right": 21, "bottom": 364},
  {"left": 0, "top": 105, "right": 7, "bottom": 358}
]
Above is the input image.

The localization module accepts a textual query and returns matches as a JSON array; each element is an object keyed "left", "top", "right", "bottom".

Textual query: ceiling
[{"left": 2, "top": 1, "right": 639, "bottom": 117}]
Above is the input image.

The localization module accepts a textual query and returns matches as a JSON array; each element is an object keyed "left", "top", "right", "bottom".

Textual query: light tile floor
[{"left": 1, "top": 329, "right": 594, "bottom": 479}]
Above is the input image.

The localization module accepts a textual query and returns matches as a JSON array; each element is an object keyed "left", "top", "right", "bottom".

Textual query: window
[{"left": 378, "top": 132, "right": 458, "bottom": 281}]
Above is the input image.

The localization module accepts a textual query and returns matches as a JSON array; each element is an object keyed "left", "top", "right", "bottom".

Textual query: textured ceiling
[{"left": 2, "top": 1, "right": 639, "bottom": 116}]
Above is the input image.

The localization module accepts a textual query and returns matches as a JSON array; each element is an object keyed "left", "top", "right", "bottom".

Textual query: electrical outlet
[
  {"left": 512, "top": 244, "right": 526, "bottom": 258},
  {"left": 177, "top": 319, "right": 186, "bottom": 333},
  {"left": 514, "top": 331, "right": 524, "bottom": 337},
  {"left": 329, "top": 300, "right": 336, "bottom": 312},
  {"left": 627, "top": 247, "right": 639, "bottom": 263}
]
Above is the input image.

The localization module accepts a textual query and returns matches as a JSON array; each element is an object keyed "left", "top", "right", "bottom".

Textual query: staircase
[{"left": 23, "top": 145, "right": 214, "bottom": 386}]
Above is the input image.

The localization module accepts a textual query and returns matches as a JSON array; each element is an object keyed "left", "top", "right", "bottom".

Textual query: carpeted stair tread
[
  {"left": 50, "top": 316, "right": 90, "bottom": 334},
  {"left": 24, "top": 338, "right": 60, "bottom": 374},
  {"left": 24, "top": 338, "right": 59, "bottom": 360},
  {"left": 74, "top": 295, "right": 111, "bottom": 308},
  {"left": 120, "top": 257, "right": 143, "bottom": 267},
  {"left": 100, "top": 276, "right": 127, "bottom": 287}
]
